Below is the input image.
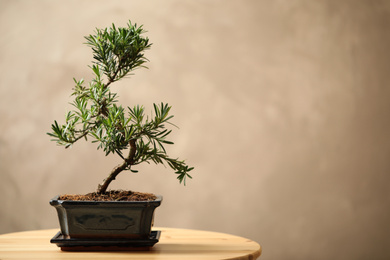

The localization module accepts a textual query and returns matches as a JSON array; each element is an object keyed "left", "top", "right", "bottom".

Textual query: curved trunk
[{"left": 97, "top": 139, "right": 137, "bottom": 194}]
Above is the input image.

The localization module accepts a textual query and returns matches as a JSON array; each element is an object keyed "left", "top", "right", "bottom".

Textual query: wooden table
[{"left": 0, "top": 227, "right": 261, "bottom": 259}]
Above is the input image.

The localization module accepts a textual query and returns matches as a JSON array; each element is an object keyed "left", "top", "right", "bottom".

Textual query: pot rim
[{"left": 50, "top": 195, "right": 163, "bottom": 206}]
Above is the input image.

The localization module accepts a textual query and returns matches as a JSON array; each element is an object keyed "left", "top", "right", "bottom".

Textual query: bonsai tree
[{"left": 48, "top": 21, "right": 193, "bottom": 195}]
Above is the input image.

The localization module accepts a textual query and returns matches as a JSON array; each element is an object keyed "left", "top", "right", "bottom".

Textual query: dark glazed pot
[{"left": 50, "top": 195, "right": 162, "bottom": 239}]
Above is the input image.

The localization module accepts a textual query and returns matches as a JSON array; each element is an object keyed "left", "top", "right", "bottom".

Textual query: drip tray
[{"left": 50, "top": 230, "right": 161, "bottom": 251}]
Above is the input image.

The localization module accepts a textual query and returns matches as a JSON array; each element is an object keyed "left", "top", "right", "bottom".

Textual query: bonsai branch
[
  {"left": 97, "top": 139, "right": 137, "bottom": 194},
  {"left": 71, "top": 131, "right": 89, "bottom": 143}
]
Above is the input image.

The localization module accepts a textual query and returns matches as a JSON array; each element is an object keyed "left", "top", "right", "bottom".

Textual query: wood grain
[{"left": 0, "top": 227, "right": 261, "bottom": 259}]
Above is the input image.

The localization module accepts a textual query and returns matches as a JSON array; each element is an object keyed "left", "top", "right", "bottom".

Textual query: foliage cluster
[{"left": 48, "top": 21, "right": 193, "bottom": 194}]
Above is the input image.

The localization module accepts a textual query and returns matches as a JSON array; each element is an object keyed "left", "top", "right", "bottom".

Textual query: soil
[{"left": 59, "top": 190, "right": 157, "bottom": 202}]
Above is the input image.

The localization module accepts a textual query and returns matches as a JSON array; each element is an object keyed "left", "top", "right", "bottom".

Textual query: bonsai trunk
[{"left": 97, "top": 139, "right": 137, "bottom": 194}]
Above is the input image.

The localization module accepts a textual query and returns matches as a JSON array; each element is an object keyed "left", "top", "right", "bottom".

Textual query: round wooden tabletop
[{"left": 0, "top": 227, "right": 261, "bottom": 259}]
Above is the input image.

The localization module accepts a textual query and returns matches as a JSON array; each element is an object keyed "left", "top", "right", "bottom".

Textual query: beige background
[{"left": 1, "top": 0, "right": 390, "bottom": 259}]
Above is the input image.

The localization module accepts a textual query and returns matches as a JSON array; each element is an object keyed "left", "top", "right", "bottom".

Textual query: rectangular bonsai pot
[{"left": 50, "top": 195, "right": 162, "bottom": 239}]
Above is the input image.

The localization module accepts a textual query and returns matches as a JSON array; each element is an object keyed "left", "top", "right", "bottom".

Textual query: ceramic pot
[{"left": 50, "top": 195, "right": 162, "bottom": 239}]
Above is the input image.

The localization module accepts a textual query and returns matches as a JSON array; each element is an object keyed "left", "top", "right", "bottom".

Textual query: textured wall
[{"left": 1, "top": 0, "right": 390, "bottom": 259}]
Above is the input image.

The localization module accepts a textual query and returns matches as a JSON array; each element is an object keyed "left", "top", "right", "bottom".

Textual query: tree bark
[{"left": 97, "top": 139, "right": 137, "bottom": 194}]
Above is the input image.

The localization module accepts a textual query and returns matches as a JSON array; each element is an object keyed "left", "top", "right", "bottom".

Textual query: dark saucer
[{"left": 50, "top": 230, "right": 161, "bottom": 251}]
